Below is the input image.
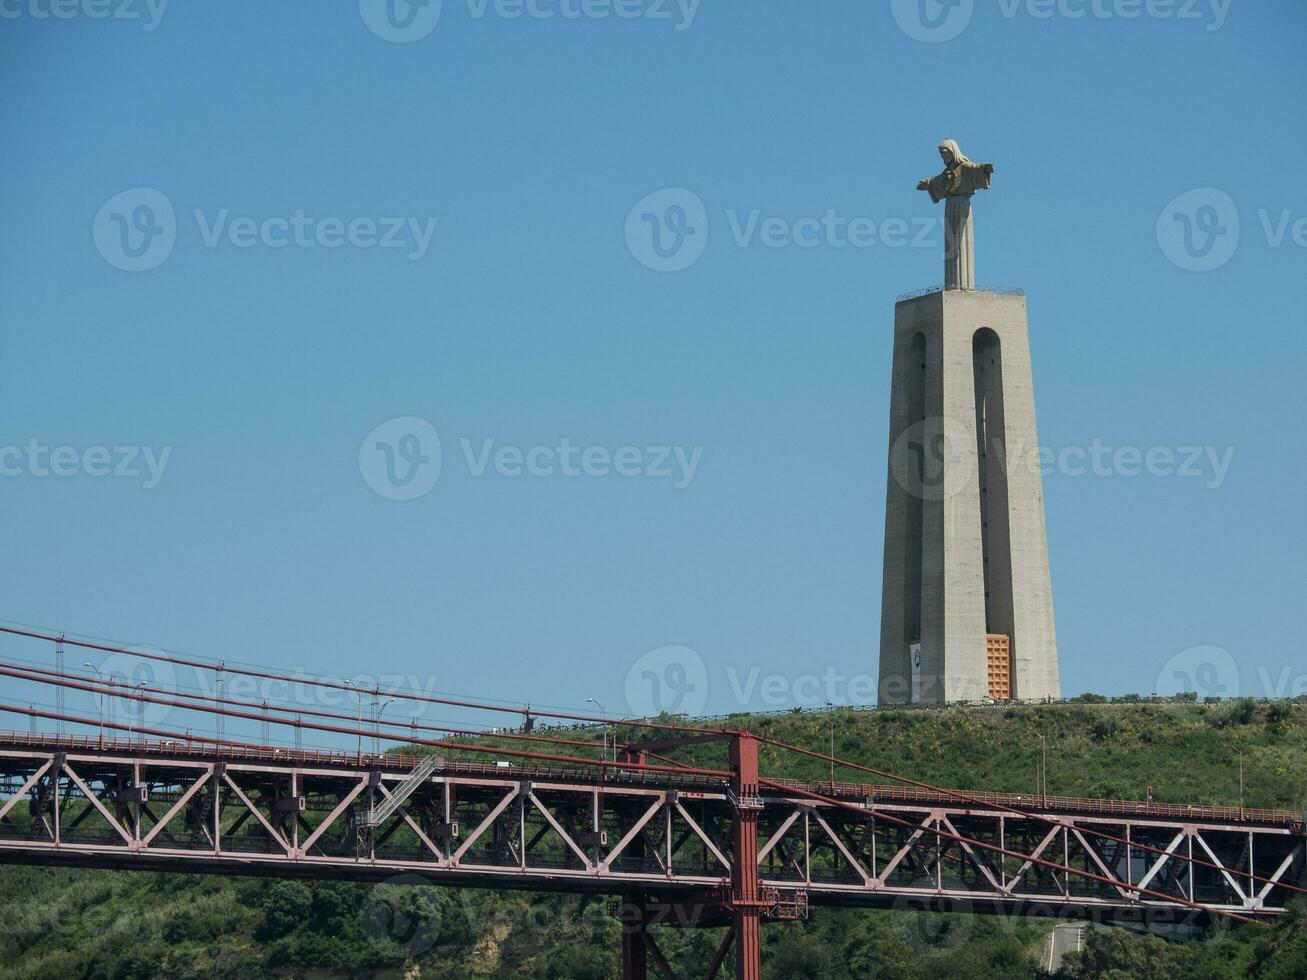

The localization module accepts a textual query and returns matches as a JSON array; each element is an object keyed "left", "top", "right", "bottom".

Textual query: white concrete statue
[{"left": 916, "top": 140, "right": 995, "bottom": 290}]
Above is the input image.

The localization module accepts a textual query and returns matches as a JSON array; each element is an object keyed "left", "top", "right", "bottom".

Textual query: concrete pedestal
[{"left": 878, "top": 288, "right": 1059, "bottom": 704}]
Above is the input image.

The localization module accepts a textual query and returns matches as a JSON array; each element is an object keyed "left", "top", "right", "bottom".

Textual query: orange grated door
[{"left": 986, "top": 634, "right": 1011, "bottom": 700}]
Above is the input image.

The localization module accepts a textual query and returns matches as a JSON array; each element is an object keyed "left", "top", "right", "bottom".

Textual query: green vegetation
[{"left": 1, "top": 700, "right": 1304, "bottom": 978}]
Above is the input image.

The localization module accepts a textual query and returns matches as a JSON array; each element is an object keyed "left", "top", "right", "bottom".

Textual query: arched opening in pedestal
[
  {"left": 904, "top": 330, "right": 927, "bottom": 650},
  {"left": 973, "top": 327, "right": 1015, "bottom": 697}
]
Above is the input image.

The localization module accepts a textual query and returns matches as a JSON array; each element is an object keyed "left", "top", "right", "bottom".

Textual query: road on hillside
[{"left": 1044, "top": 923, "right": 1086, "bottom": 973}]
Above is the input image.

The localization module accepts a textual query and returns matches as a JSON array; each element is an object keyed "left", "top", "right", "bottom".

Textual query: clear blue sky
[{"left": 2, "top": 1, "right": 1305, "bottom": 746}]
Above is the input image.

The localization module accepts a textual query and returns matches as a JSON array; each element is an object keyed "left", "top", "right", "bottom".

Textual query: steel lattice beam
[{"left": 0, "top": 732, "right": 1302, "bottom": 980}]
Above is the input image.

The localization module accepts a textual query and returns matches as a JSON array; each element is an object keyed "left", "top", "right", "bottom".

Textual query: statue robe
[{"left": 923, "top": 162, "right": 994, "bottom": 203}]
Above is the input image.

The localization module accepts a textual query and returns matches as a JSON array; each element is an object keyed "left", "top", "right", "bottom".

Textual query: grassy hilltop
[{"left": 1, "top": 700, "right": 1305, "bottom": 979}]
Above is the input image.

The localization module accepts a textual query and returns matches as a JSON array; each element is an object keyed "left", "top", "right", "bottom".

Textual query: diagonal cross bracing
[
  {"left": 222, "top": 773, "right": 291, "bottom": 854},
  {"left": 0, "top": 739, "right": 1297, "bottom": 925},
  {"left": 142, "top": 769, "right": 211, "bottom": 845},
  {"left": 757, "top": 808, "right": 803, "bottom": 865},
  {"left": 672, "top": 800, "right": 730, "bottom": 871},
  {"left": 300, "top": 778, "right": 368, "bottom": 855},
  {"left": 602, "top": 797, "right": 667, "bottom": 872},
  {"left": 1136, "top": 830, "right": 1188, "bottom": 893},
  {"left": 452, "top": 788, "right": 520, "bottom": 865},
  {"left": 61, "top": 761, "right": 133, "bottom": 845},
  {"left": 813, "top": 810, "right": 873, "bottom": 885}
]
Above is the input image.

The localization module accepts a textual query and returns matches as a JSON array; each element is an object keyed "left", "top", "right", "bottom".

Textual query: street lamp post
[
  {"left": 55, "top": 634, "right": 65, "bottom": 736},
  {"left": 215, "top": 662, "right": 225, "bottom": 747},
  {"left": 375, "top": 697, "right": 398, "bottom": 755},
  {"left": 85, "top": 662, "right": 106, "bottom": 748},
  {"left": 586, "top": 698, "right": 609, "bottom": 763},
  {"left": 128, "top": 682, "right": 145, "bottom": 739},
  {"left": 1037, "top": 733, "right": 1048, "bottom": 808},
  {"left": 1238, "top": 750, "right": 1245, "bottom": 819},
  {"left": 825, "top": 703, "right": 836, "bottom": 788},
  {"left": 345, "top": 681, "right": 365, "bottom": 761}
]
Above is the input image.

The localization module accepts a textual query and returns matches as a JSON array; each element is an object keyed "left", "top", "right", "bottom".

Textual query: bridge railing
[
  {"left": 0, "top": 730, "right": 723, "bottom": 789},
  {"left": 759, "top": 777, "right": 1304, "bottom": 829},
  {"left": 4, "top": 730, "right": 1301, "bottom": 832}
]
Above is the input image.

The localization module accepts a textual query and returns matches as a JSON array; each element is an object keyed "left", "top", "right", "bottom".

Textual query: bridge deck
[
  {"left": 4, "top": 732, "right": 1296, "bottom": 829},
  {"left": 1, "top": 732, "right": 1302, "bottom": 926}
]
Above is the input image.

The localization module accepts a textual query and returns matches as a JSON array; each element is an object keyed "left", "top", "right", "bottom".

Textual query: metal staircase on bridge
[{"left": 361, "top": 752, "right": 443, "bottom": 828}]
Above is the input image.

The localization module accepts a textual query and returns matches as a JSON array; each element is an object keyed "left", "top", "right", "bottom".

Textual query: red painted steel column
[
  {"left": 730, "top": 731, "right": 763, "bottom": 980},
  {"left": 617, "top": 748, "right": 652, "bottom": 979},
  {"left": 620, "top": 922, "right": 648, "bottom": 980}
]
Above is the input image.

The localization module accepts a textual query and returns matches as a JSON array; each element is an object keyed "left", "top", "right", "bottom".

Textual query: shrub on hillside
[
  {"left": 257, "top": 880, "right": 312, "bottom": 941},
  {"left": 1268, "top": 701, "right": 1294, "bottom": 724},
  {"left": 1090, "top": 716, "right": 1121, "bottom": 742},
  {"left": 1209, "top": 698, "right": 1259, "bottom": 728},
  {"left": 1057, "top": 927, "right": 1191, "bottom": 977}
]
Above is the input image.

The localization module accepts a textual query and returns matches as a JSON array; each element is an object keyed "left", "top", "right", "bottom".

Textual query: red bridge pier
[{"left": 617, "top": 731, "right": 765, "bottom": 979}]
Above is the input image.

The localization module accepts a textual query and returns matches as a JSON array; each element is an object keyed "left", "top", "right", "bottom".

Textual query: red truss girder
[
  {"left": 0, "top": 736, "right": 1300, "bottom": 917},
  {"left": 0, "top": 733, "right": 1303, "bottom": 980}
]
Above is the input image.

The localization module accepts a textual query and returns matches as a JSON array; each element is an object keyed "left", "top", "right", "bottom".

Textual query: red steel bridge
[{"left": 0, "top": 624, "right": 1304, "bottom": 979}]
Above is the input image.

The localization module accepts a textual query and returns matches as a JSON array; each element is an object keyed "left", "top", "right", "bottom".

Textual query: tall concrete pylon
[{"left": 878, "top": 141, "right": 1060, "bottom": 705}]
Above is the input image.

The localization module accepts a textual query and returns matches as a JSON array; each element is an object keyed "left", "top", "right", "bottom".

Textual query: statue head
[{"left": 938, "top": 139, "right": 970, "bottom": 168}]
